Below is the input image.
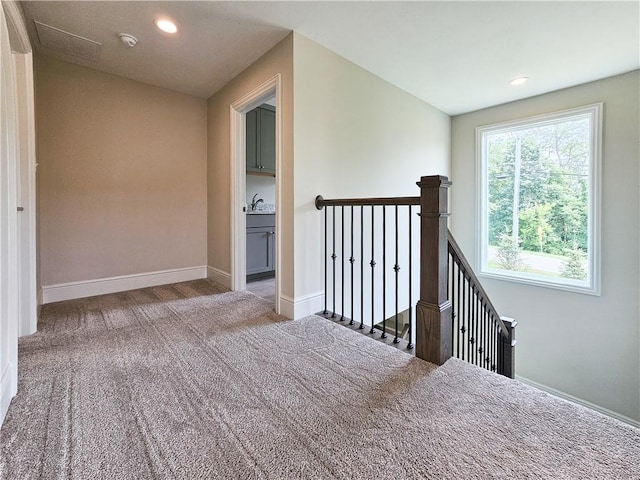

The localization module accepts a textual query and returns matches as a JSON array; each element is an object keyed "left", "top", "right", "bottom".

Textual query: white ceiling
[{"left": 20, "top": 1, "right": 640, "bottom": 115}]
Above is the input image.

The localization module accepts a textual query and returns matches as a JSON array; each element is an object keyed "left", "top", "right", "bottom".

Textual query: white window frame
[{"left": 476, "top": 103, "right": 602, "bottom": 295}]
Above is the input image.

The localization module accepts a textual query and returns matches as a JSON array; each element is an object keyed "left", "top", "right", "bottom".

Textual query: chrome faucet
[{"left": 250, "top": 193, "right": 264, "bottom": 211}]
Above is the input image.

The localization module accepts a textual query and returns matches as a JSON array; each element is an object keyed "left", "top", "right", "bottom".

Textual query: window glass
[{"left": 477, "top": 104, "right": 601, "bottom": 294}]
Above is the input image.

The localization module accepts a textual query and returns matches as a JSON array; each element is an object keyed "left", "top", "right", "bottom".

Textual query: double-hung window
[{"left": 476, "top": 104, "right": 602, "bottom": 295}]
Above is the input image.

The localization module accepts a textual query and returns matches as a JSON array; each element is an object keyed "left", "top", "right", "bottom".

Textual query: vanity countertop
[{"left": 247, "top": 211, "right": 275, "bottom": 215}]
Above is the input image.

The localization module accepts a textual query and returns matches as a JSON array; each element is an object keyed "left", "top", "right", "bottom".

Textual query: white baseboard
[
  {"left": 516, "top": 375, "right": 640, "bottom": 428},
  {"left": 207, "top": 266, "right": 232, "bottom": 290},
  {"left": 0, "top": 362, "right": 17, "bottom": 428},
  {"left": 42, "top": 266, "right": 208, "bottom": 304},
  {"left": 280, "top": 291, "right": 324, "bottom": 320}
]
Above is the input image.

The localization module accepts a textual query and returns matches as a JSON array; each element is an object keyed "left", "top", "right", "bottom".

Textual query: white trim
[
  {"left": 475, "top": 103, "right": 602, "bottom": 295},
  {"left": 279, "top": 291, "right": 324, "bottom": 320},
  {"left": 0, "top": 362, "right": 17, "bottom": 427},
  {"left": 207, "top": 266, "right": 232, "bottom": 290},
  {"left": 2, "top": 1, "right": 31, "bottom": 54},
  {"left": 41, "top": 266, "right": 208, "bottom": 304},
  {"left": 229, "top": 73, "right": 282, "bottom": 315},
  {"left": 0, "top": 3, "right": 20, "bottom": 430},
  {"left": 516, "top": 375, "right": 640, "bottom": 428},
  {"left": 15, "top": 51, "right": 36, "bottom": 336},
  {"left": 478, "top": 269, "right": 600, "bottom": 296},
  {"left": 230, "top": 99, "right": 247, "bottom": 294}
]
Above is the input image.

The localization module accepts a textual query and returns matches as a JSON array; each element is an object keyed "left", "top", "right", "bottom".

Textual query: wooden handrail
[
  {"left": 315, "top": 195, "right": 420, "bottom": 209},
  {"left": 447, "top": 229, "right": 508, "bottom": 337}
]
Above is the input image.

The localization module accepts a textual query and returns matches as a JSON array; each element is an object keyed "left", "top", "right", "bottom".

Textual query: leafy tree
[
  {"left": 519, "top": 203, "right": 554, "bottom": 252},
  {"left": 486, "top": 118, "right": 590, "bottom": 261},
  {"left": 487, "top": 134, "right": 515, "bottom": 245}
]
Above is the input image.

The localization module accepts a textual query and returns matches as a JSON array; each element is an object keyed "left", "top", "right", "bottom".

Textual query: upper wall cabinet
[{"left": 246, "top": 104, "right": 275, "bottom": 176}]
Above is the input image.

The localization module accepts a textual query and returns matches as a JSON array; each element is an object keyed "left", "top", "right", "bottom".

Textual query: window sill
[{"left": 478, "top": 268, "right": 600, "bottom": 296}]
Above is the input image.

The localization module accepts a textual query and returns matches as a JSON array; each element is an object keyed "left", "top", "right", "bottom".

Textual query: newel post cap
[{"left": 416, "top": 175, "right": 452, "bottom": 188}]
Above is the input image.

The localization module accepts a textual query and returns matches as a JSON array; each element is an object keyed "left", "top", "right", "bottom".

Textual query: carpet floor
[{"left": 1, "top": 279, "right": 638, "bottom": 479}]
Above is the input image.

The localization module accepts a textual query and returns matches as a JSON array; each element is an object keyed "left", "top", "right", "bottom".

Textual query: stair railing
[
  {"left": 316, "top": 175, "right": 517, "bottom": 378},
  {"left": 314, "top": 195, "right": 420, "bottom": 348},
  {"left": 448, "top": 229, "right": 517, "bottom": 377}
]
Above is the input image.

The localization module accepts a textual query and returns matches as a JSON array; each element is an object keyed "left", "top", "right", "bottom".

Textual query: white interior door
[
  {"left": 0, "top": 4, "right": 20, "bottom": 426},
  {"left": 14, "top": 51, "right": 36, "bottom": 338}
]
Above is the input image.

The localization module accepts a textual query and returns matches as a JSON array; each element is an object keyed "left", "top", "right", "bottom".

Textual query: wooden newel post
[
  {"left": 415, "top": 175, "right": 453, "bottom": 365},
  {"left": 499, "top": 317, "right": 517, "bottom": 378}
]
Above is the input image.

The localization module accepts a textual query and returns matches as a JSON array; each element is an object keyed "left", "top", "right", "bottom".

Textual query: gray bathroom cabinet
[
  {"left": 246, "top": 104, "right": 275, "bottom": 175},
  {"left": 246, "top": 214, "right": 275, "bottom": 277}
]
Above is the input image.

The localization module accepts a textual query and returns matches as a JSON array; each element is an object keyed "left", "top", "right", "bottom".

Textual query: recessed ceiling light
[
  {"left": 154, "top": 18, "right": 178, "bottom": 34},
  {"left": 509, "top": 77, "right": 529, "bottom": 86}
]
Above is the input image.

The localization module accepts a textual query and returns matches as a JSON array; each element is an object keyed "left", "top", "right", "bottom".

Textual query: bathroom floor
[{"left": 246, "top": 277, "right": 275, "bottom": 305}]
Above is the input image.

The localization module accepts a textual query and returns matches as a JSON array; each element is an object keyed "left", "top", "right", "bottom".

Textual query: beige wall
[
  {"left": 36, "top": 56, "right": 207, "bottom": 286},
  {"left": 451, "top": 71, "right": 640, "bottom": 423},
  {"left": 206, "top": 33, "right": 449, "bottom": 317},
  {"left": 206, "top": 35, "right": 294, "bottom": 296},
  {"left": 293, "top": 34, "right": 451, "bottom": 306}
]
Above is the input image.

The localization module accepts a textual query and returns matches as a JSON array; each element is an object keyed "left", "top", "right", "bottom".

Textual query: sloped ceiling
[{"left": 20, "top": 1, "right": 640, "bottom": 115}]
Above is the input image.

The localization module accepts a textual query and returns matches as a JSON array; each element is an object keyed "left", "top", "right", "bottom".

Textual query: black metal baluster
[
  {"left": 369, "top": 205, "right": 376, "bottom": 334},
  {"left": 496, "top": 319, "right": 500, "bottom": 372},
  {"left": 451, "top": 256, "right": 456, "bottom": 357},
  {"left": 478, "top": 300, "right": 487, "bottom": 368},
  {"left": 447, "top": 253, "right": 450, "bottom": 299},
  {"left": 331, "top": 206, "right": 336, "bottom": 318},
  {"left": 498, "top": 322, "right": 504, "bottom": 374},
  {"left": 360, "top": 205, "right": 364, "bottom": 330},
  {"left": 485, "top": 306, "right": 490, "bottom": 369},
  {"left": 479, "top": 304, "right": 484, "bottom": 369},
  {"left": 485, "top": 307, "right": 491, "bottom": 370},
  {"left": 492, "top": 316, "right": 497, "bottom": 372},
  {"left": 467, "top": 279, "right": 472, "bottom": 362},
  {"left": 456, "top": 264, "right": 461, "bottom": 358},
  {"left": 349, "top": 206, "right": 355, "bottom": 325},
  {"left": 479, "top": 303, "right": 484, "bottom": 369},
  {"left": 467, "top": 280, "right": 472, "bottom": 362},
  {"left": 496, "top": 317, "right": 500, "bottom": 372},
  {"left": 323, "top": 207, "right": 328, "bottom": 315},
  {"left": 467, "top": 279, "right": 475, "bottom": 363},
  {"left": 407, "top": 205, "right": 413, "bottom": 349},
  {"left": 469, "top": 285, "right": 478, "bottom": 364},
  {"left": 461, "top": 274, "right": 466, "bottom": 361},
  {"left": 381, "top": 206, "right": 387, "bottom": 339},
  {"left": 393, "top": 205, "right": 400, "bottom": 343},
  {"left": 475, "top": 288, "right": 480, "bottom": 366},
  {"left": 471, "top": 291, "right": 476, "bottom": 366},
  {"left": 340, "top": 206, "right": 345, "bottom": 321},
  {"left": 472, "top": 289, "right": 478, "bottom": 366},
  {"left": 478, "top": 306, "right": 487, "bottom": 368}
]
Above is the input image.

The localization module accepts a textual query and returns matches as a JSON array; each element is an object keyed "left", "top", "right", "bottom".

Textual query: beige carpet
[{"left": 1, "top": 279, "right": 639, "bottom": 479}]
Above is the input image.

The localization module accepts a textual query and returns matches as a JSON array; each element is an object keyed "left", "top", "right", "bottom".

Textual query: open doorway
[
  {"left": 229, "top": 74, "right": 282, "bottom": 314},
  {"left": 245, "top": 95, "right": 276, "bottom": 305}
]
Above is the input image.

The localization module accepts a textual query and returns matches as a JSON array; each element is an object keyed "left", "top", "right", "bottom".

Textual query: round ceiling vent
[{"left": 118, "top": 33, "right": 138, "bottom": 48}]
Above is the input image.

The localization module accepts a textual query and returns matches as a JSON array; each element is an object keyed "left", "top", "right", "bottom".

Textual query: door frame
[
  {"left": 14, "top": 51, "right": 37, "bottom": 337},
  {"left": 229, "top": 74, "right": 282, "bottom": 313}
]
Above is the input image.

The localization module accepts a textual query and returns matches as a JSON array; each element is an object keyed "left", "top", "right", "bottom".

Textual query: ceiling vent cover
[{"left": 34, "top": 20, "right": 101, "bottom": 62}]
